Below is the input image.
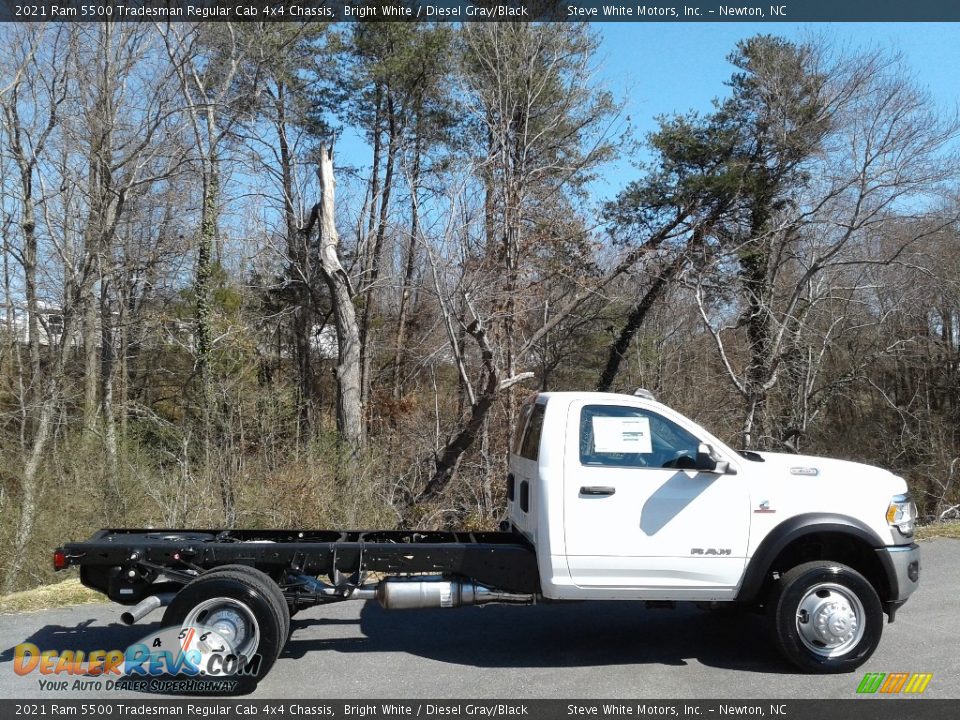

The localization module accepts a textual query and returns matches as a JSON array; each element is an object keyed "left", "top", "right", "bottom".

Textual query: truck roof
[{"left": 532, "top": 390, "right": 665, "bottom": 407}]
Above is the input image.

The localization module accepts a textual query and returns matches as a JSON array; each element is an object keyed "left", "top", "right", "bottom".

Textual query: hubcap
[
  {"left": 795, "top": 582, "right": 865, "bottom": 657},
  {"left": 207, "top": 607, "right": 250, "bottom": 648},
  {"left": 182, "top": 597, "right": 260, "bottom": 672}
]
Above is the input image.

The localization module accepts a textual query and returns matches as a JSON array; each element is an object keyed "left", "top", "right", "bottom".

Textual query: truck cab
[{"left": 508, "top": 390, "right": 920, "bottom": 671}]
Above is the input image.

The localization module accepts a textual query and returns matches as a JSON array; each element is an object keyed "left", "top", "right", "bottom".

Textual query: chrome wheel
[
  {"left": 182, "top": 597, "right": 261, "bottom": 669},
  {"left": 163, "top": 566, "right": 289, "bottom": 687},
  {"left": 795, "top": 582, "right": 865, "bottom": 658}
]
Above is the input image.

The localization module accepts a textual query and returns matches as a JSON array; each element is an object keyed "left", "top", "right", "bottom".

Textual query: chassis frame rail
[{"left": 58, "top": 528, "right": 542, "bottom": 605}]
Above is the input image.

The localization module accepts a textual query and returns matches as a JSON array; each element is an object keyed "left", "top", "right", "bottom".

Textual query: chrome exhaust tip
[{"left": 120, "top": 592, "right": 176, "bottom": 625}]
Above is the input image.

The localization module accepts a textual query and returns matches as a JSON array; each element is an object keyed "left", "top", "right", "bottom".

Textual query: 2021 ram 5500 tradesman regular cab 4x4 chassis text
[{"left": 56, "top": 390, "right": 920, "bottom": 683}]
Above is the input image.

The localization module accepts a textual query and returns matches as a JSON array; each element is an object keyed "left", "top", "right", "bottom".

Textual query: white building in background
[{"left": 1, "top": 301, "right": 80, "bottom": 348}]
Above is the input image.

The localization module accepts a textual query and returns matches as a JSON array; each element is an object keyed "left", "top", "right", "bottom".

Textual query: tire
[
  {"left": 767, "top": 560, "right": 883, "bottom": 673},
  {"left": 206, "top": 564, "right": 291, "bottom": 640},
  {"left": 162, "top": 565, "right": 290, "bottom": 688}
]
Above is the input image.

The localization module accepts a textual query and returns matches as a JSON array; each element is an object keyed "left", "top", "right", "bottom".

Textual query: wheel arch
[{"left": 737, "top": 513, "right": 894, "bottom": 606}]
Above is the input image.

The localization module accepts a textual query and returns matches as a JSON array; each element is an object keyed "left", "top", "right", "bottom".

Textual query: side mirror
[{"left": 696, "top": 443, "right": 731, "bottom": 474}]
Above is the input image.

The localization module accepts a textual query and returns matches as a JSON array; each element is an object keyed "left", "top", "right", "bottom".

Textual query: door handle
[{"left": 580, "top": 486, "right": 616, "bottom": 496}]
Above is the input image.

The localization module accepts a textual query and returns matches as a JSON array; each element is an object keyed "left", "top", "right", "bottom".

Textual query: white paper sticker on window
[{"left": 592, "top": 416, "right": 653, "bottom": 454}]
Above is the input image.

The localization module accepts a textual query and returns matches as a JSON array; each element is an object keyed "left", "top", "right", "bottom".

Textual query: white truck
[{"left": 57, "top": 390, "right": 920, "bottom": 686}]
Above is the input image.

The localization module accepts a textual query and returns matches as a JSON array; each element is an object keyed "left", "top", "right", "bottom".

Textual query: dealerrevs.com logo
[
  {"left": 13, "top": 623, "right": 262, "bottom": 694},
  {"left": 856, "top": 672, "right": 933, "bottom": 695}
]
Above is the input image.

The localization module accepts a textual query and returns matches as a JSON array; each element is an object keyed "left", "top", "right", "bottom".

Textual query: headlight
[{"left": 886, "top": 494, "right": 917, "bottom": 537}]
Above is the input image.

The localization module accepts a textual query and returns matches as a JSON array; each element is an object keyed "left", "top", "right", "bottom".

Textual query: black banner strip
[
  {"left": 4, "top": 1, "right": 960, "bottom": 24},
  {"left": 0, "top": 699, "right": 956, "bottom": 720}
]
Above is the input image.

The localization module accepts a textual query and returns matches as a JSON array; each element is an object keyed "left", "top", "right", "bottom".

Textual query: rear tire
[
  {"left": 768, "top": 560, "right": 882, "bottom": 673},
  {"left": 162, "top": 565, "right": 290, "bottom": 688}
]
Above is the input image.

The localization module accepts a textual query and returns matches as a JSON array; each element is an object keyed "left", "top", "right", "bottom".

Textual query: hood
[{"left": 751, "top": 451, "right": 907, "bottom": 496}]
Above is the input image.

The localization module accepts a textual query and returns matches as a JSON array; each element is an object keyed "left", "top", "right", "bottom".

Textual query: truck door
[{"left": 563, "top": 401, "right": 749, "bottom": 596}]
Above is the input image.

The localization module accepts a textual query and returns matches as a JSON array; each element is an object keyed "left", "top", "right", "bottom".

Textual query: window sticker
[{"left": 591, "top": 416, "right": 653, "bottom": 454}]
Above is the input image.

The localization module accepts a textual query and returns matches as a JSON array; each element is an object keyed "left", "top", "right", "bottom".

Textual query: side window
[
  {"left": 512, "top": 402, "right": 533, "bottom": 455},
  {"left": 579, "top": 405, "right": 701, "bottom": 469},
  {"left": 519, "top": 404, "right": 546, "bottom": 461}
]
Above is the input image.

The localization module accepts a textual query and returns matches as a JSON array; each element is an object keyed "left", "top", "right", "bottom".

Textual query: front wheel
[{"left": 768, "top": 561, "right": 883, "bottom": 673}]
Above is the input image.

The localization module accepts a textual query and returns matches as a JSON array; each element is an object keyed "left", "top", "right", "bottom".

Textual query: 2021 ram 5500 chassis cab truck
[{"left": 56, "top": 390, "right": 920, "bottom": 684}]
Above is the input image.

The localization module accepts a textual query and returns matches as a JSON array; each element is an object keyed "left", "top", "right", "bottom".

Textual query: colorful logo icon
[{"left": 856, "top": 672, "right": 932, "bottom": 695}]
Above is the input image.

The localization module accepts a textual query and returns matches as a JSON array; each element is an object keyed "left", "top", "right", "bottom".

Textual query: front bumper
[{"left": 875, "top": 543, "right": 920, "bottom": 617}]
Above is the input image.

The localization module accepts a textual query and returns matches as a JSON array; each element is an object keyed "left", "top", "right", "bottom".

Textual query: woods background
[{"left": 1, "top": 21, "right": 958, "bottom": 593}]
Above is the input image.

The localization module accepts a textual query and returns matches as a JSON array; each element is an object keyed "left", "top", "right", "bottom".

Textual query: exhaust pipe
[
  {"left": 283, "top": 573, "right": 531, "bottom": 608},
  {"left": 348, "top": 586, "right": 377, "bottom": 600},
  {"left": 288, "top": 573, "right": 378, "bottom": 600},
  {"left": 376, "top": 577, "right": 533, "bottom": 610},
  {"left": 121, "top": 593, "right": 176, "bottom": 625}
]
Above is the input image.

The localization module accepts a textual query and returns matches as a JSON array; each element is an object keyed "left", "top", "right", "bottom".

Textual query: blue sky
[
  {"left": 336, "top": 22, "right": 960, "bottom": 208},
  {"left": 593, "top": 22, "right": 960, "bottom": 200}
]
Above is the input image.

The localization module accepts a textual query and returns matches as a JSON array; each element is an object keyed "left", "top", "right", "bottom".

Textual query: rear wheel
[
  {"left": 163, "top": 565, "right": 290, "bottom": 688},
  {"left": 768, "top": 561, "right": 883, "bottom": 673}
]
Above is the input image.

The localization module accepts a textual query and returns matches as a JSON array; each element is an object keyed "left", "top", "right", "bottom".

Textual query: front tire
[{"left": 768, "top": 561, "right": 882, "bottom": 673}]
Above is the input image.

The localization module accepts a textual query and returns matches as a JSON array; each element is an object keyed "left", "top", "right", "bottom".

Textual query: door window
[{"left": 579, "top": 405, "right": 701, "bottom": 469}]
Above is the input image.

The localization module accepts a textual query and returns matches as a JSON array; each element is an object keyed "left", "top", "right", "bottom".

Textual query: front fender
[{"left": 736, "top": 513, "right": 893, "bottom": 603}]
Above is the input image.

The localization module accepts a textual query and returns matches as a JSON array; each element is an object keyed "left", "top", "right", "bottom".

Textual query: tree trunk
[
  {"left": 81, "top": 277, "right": 100, "bottom": 436},
  {"left": 276, "top": 81, "right": 314, "bottom": 433},
  {"left": 117, "top": 279, "right": 129, "bottom": 439},
  {"left": 314, "top": 146, "right": 363, "bottom": 452},
  {"left": 399, "top": 318, "right": 500, "bottom": 516},
  {"left": 2, "top": 401, "right": 48, "bottom": 593},
  {"left": 360, "top": 95, "right": 398, "bottom": 420},
  {"left": 196, "top": 164, "right": 232, "bottom": 522},
  {"left": 597, "top": 256, "right": 685, "bottom": 392},
  {"left": 1, "top": 228, "right": 12, "bottom": 371},
  {"left": 392, "top": 134, "right": 423, "bottom": 401},
  {"left": 21, "top": 192, "right": 41, "bottom": 385},
  {"left": 1, "top": 299, "right": 78, "bottom": 592},
  {"left": 740, "top": 224, "right": 774, "bottom": 449},
  {"left": 99, "top": 277, "right": 119, "bottom": 499}
]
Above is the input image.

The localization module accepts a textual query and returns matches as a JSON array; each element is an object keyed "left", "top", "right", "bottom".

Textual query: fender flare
[{"left": 735, "top": 513, "right": 894, "bottom": 602}]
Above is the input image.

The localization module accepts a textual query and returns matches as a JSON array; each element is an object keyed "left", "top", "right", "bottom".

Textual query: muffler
[
  {"left": 120, "top": 592, "right": 176, "bottom": 625},
  {"left": 376, "top": 577, "right": 533, "bottom": 610}
]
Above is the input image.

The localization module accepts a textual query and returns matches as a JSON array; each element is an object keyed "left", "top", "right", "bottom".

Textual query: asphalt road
[{"left": 1, "top": 538, "right": 957, "bottom": 700}]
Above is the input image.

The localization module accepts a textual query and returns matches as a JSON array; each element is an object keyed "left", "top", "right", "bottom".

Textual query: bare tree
[
  {"left": 694, "top": 41, "right": 959, "bottom": 448},
  {"left": 0, "top": 26, "right": 72, "bottom": 592},
  {"left": 158, "top": 22, "right": 255, "bottom": 523},
  {"left": 460, "top": 23, "right": 617, "bottom": 429},
  {"left": 0, "top": 26, "right": 69, "bottom": 400},
  {"left": 305, "top": 146, "right": 363, "bottom": 453}
]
